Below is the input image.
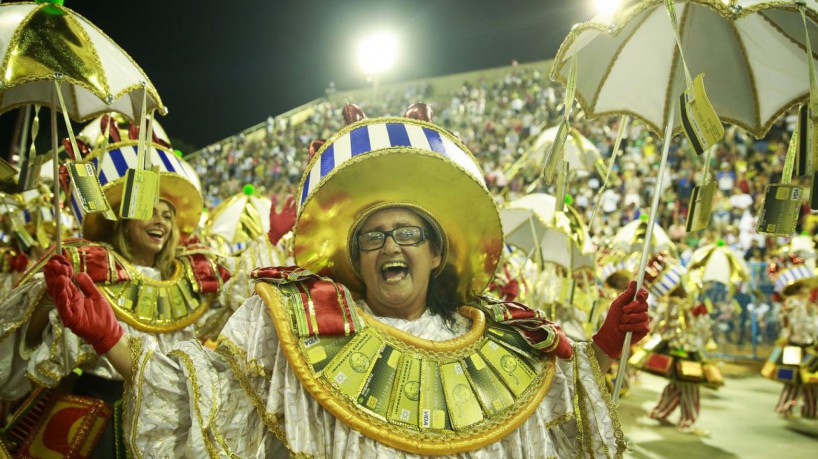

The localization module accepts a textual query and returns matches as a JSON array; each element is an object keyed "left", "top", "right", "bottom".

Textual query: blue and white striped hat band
[
  {"left": 298, "top": 118, "right": 485, "bottom": 212},
  {"left": 293, "top": 117, "right": 502, "bottom": 303},
  {"left": 774, "top": 265, "right": 817, "bottom": 293},
  {"left": 647, "top": 264, "right": 687, "bottom": 299},
  {"left": 74, "top": 141, "right": 203, "bottom": 242}
]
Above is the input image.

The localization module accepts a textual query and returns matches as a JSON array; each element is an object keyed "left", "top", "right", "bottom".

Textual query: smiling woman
[{"left": 0, "top": 121, "right": 234, "bottom": 457}]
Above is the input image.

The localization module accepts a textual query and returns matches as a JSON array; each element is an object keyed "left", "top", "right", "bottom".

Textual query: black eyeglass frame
[{"left": 356, "top": 226, "right": 429, "bottom": 251}]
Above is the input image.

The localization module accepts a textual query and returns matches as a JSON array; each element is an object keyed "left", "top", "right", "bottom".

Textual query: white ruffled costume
[{"left": 123, "top": 293, "right": 625, "bottom": 458}]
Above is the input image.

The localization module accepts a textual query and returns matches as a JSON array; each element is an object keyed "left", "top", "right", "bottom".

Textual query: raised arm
[{"left": 43, "top": 255, "right": 131, "bottom": 380}]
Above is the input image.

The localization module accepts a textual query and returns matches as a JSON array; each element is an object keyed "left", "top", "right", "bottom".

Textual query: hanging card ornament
[
  {"left": 119, "top": 166, "right": 159, "bottom": 219},
  {"left": 67, "top": 162, "right": 113, "bottom": 216},
  {"left": 677, "top": 74, "right": 724, "bottom": 155},
  {"left": 686, "top": 181, "right": 715, "bottom": 233},
  {"left": 756, "top": 128, "right": 803, "bottom": 236},
  {"left": 664, "top": 0, "right": 723, "bottom": 155},
  {"left": 119, "top": 87, "right": 159, "bottom": 220}
]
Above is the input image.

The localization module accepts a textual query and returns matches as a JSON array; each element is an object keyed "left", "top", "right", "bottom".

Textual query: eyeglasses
[{"left": 357, "top": 226, "right": 428, "bottom": 251}]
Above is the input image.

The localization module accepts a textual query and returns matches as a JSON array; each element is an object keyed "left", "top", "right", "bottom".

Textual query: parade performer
[
  {"left": 762, "top": 237, "right": 818, "bottom": 419},
  {"left": 45, "top": 104, "right": 649, "bottom": 457},
  {"left": 630, "top": 252, "right": 723, "bottom": 433},
  {"left": 0, "top": 135, "right": 232, "bottom": 457}
]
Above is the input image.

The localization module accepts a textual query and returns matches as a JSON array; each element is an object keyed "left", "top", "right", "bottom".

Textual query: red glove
[
  {"left": 9, "top": 252, "right": 29, "bottom": 272},
  {"left": 592, "top": 280, "right": 650, "bottom": 359},
  {"left": 44, "top": 254, "right": 73, "bottom": 300},
  {"left": 53, "top": 271, "right": 123, "bottom": 355},
  {"left": 268, "top": 194, "right": 296, "bottom": 245}
]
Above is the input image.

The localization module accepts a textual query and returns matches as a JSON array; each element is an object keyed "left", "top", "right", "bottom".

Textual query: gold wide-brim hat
[
  {"left": 294, "top": 117, "right": 502, "bottom": 303},
  {"left": 72, "top": 141, "right": 202, "bottom": 242}
]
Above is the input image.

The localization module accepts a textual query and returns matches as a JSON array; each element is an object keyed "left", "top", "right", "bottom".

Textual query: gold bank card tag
[
  {"left": 479, "top": 340, "right": 536, "bottom": 396},
  {"left": 419, "top": 360, "right": 450, "bottom": 431},
  {"left": 685, "top": 181, "right": 715, "bottom": 233},
  {"left": 756, "top": 184, "right": 803, "bottom": 236},
  {"left": 388, "top": 356, "right": 421, "bottom": 426},
  {"left": 486, "top": 328, "right": 539, "bottom": 365},
  {"left": 120, "top": 168, "right": 159, "bottom": 220},
  {"left": 464, "top": 353, "right": 514, "bottom": 416},
  {"left": 542, "top": 121, "right": 568, "bottom": 184},
  {"left": 303, "top": 335, "right": 354, "bottom": 373},
  {"left": 439, "top": 361, "right": 484, "bottom": 429},
  {"left": 323, "top": 328, "right": 383, "bottom": 400},
  {"left": 68, "top": 162, "right": 113, "bottom": 216},
  {"left": 678, "top": 73, "right": 724, "bottom": 155},
  {"left": 357, "top": 345, "right": 402, "bottom": 418}
]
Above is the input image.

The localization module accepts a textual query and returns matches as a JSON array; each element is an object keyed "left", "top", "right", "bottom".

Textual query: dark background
[{"left": 1, "top": 0, "right": 596, "bottom": 153}]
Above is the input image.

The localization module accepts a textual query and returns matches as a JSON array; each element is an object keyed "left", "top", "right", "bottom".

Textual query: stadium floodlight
[
  {"left": 594, "top": 0, "right": 622, "bottom": 20},
  {"left": 357, "top": 31, "right": 398, "bottom": 76}
]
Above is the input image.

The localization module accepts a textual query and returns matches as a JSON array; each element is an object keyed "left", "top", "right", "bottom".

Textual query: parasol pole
[
  {"left": 51, "top": 83, "right": 61, "bottom": 254},
  {"left": 612, "top": 101, "right": 677, "bottom": 403}
]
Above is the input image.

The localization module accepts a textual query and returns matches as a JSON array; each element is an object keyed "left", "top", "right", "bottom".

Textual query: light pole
[{"left": 357, "top": 31, "right": 398, "bottom": 100}]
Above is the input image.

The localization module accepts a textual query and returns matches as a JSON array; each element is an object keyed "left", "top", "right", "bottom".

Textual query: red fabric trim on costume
[{"left": 252, "top": 266, "right": 360, "bottom": 336}]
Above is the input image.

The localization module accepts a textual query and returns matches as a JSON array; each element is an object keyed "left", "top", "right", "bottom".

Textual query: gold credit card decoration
[
  {"left": 678, "top": 73, "right": 724, "bottom": 155},
  {"left": 463, "top": 353, "right": 514, "bottom": 416},
  {"left": 388, "top": 356, "right": 422, "bottom": 426},
  {"left": 685, "top": 180, "right": 715, "bottom": 232},
  {"left": 357, "top": 345, "right": 402, "bottom": 418},
  {"left": 68, "top": 162, "right": 113, "bottom": 216},
  {"left": 439, "top": 361, "right": 484, "bottom": 429},
  {"left": 119, "top": 167, "right": 159, "bottom": 220},
  {"left": 479, "top": 340, "right": 536, "bottom": 397},
  {"left": 756, "top": 184, "right": 803, "bottom": 236},
  {"left": 542, "top": 120, "right": 568, "bottom": 184},
  {"left": 303, "top": 335, "right": 354, "bottom": 373},
  {"left": 419, "top": 360, "right": 450, "bottom": 431},
  {"left": 323, "top": 328, "right": 383, "bottom": 401}
]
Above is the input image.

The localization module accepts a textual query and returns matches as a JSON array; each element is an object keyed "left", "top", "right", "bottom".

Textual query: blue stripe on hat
[
  {"left": 424, "top": 127, "right": 446, "bottom": 155},
  {"left": 320, "top": 144, "right": 335, "bottom": 177},
  {"left": 109, "top": 148, "right": 129, "bottom": 178},
  {"left": 301, "top": 173, "right": 311, "bottom": 204},
  {"left": 158, "top": 149, "right": 175, "bottom": 173},
  {"left": 386, "top": 123, "right": 410, "bottom": 147},
  {"left": 98, "top": 169, "right": 108, "bottom": 186},
  {"left": 350, "top": 126, "right": 371, "bottom": 156}
]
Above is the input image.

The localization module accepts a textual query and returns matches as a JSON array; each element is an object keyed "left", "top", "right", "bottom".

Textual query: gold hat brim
[
  {"left": 81, "top": 172, "right": 202, "bottom": 242},
  {"left": 294, "top": 151, "right": 502, "bottom": 303}
]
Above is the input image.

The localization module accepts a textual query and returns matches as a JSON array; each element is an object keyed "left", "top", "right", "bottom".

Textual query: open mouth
[
  {"left": 381, "top": 261, "right": 409, "bottom": 283},
  {"left": 146, "top": 229, "right": 165, "bottom": 243}
]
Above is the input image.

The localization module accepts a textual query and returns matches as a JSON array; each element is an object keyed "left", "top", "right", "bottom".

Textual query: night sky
[{"left": 2, "top": 0, "right": 597, "bottom": 151}]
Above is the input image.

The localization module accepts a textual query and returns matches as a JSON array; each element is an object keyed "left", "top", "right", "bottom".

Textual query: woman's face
[
  {"left": 124, "top": 200, "right": 174, "bottom": 266},
  {"left": 357, "top": 207, "right": 441, "bottom": 319}
]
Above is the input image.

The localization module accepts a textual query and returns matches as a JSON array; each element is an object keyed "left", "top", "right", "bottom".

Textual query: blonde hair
[{"left": 111, "top": 200, "right": 180, "bottom": 279}]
